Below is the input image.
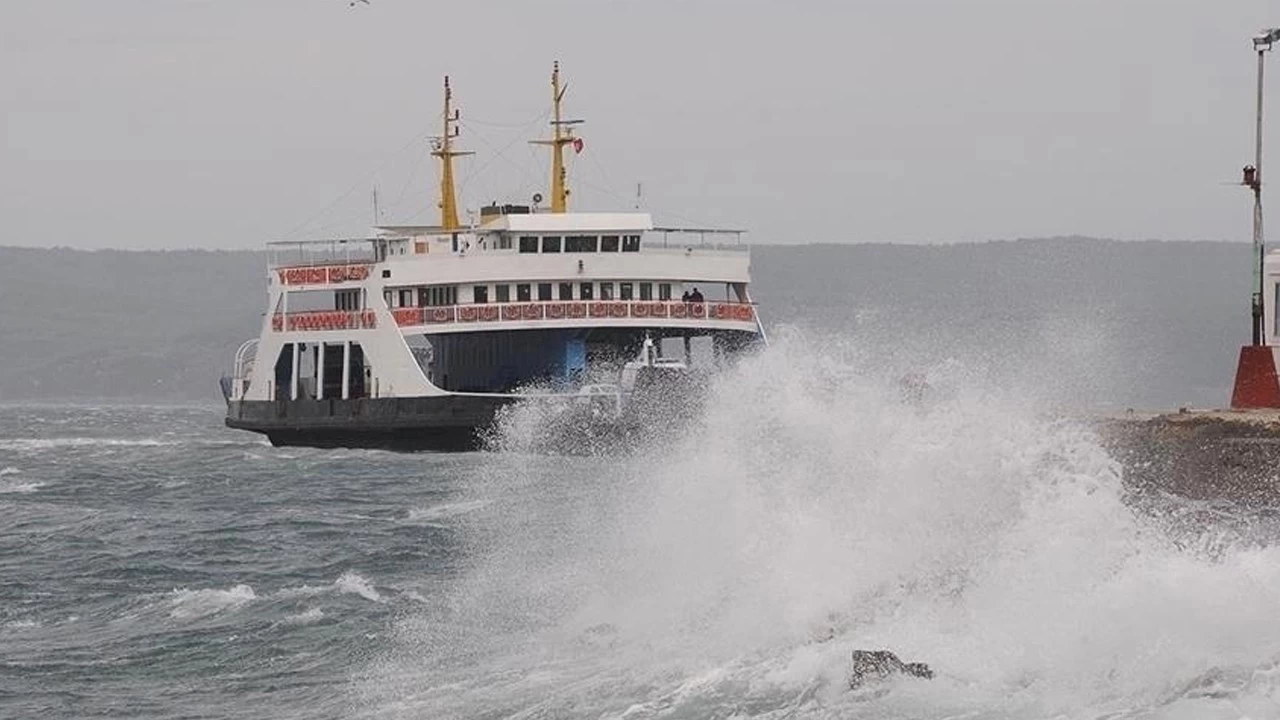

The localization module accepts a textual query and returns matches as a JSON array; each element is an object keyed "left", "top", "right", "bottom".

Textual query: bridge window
[
  {"left": 538, "top": 283, "right": 552, "bottom": 301},
  {"left": 558, "top": 283, "right": 573, "bottom": 300},
  {"left": 473, "top": 285, "right": 489, "bottom": 304},
  {"left": 658, "top": 283, "right": 671, "bottom": 301},
  {"left": 565, "top": 235, "right": 597, "bottom": 252},
  {"left": 496, "top": 284, "right": 510, "bottom": 303},
  {"left": 519, "top": 236, "right": 538, "bottom": 253},
  {"left": 601, "top": 235, "right": 620, "bottom": 252},
  {"left": 334, "top": 289, "right": 360, "bottom": 311},
  {"left": 541, "top": 236, "right": 562, "bottom": 253},
  {"left": 419, "top": 286, "right": 456, "bottom": 306},
  {"left": 600, "top": 282, "right": 614, "bottom": 300},
  {"left": 639, "top": 283, "right": 652, "bottom": 301},
  {"left": 517, "top": 283, "right": 532, "bottom": 302},
  {"left": 620, "top": 283, "right": 634, "bottom": 301},
  {"left": 622, "top": 235, "right": 641, "bottom": 252},
  {"left": 579, "top": 282, "right": 594, "bottom": 300}
]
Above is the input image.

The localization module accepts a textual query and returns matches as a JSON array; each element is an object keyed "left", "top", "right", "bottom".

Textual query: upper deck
[{"left": 268, "top": 211, "right": 751, "bottom": 289}]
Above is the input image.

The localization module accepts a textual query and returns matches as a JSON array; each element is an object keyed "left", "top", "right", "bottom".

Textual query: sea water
[{"left": 4, "top": 334, "right": 1280, "bottom": 719}]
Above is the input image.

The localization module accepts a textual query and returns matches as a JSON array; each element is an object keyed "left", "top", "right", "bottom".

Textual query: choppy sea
[{"left": 5, "top": 337, "right": 1280, "bottom": 719}]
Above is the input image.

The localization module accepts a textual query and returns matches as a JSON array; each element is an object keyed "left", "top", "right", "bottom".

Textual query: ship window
[
  {"left": 639, "top": 282, "right": 652, "bottom": 301},
  {"left": 622, "top": 235, "right": 641, "bottom": 252},
  {"left": 541, "top": 236, "right": 562, "bottom": 253},
  {"left": 601, "top": 235, "right": 620, "bottom": 252},
  {"left": 658, "top": 283, "right": 671, "bottom": 301},
  {"left": 517, "top": 283, "right": 532, "bottom": 302},
  {"left": 418, "top": 288, "right": 429, "bottom": 307},
  {"left": 496, "top": 284, "right": 511, "bottom": 303},
  {"left": 579, "top": 282, "right": 594, "bottom": 300},
  {"left": 519, "top": 236, "right": 538, "bottom": 253},
  {"left": 558, "top": 283, "right": 573, "bottom": 300},
  {"left": 619, "top": 283, "right": 634, "bottom": 301},
  {"left": 600, "top": 282, "right": 614, "bottom": 300},
  {"left": 335, "top": 289, "right": 360, "bottom": 311},
  {"left": 498, "top": 234, "right": 513, "bottom": 250},
  {"left": 446, "top": 286, "right": 457, "bottom": 305},
  {"left": 473, "top": 285, "right": 488, "bottom": 304},
  {"left": 538, "top": 283, "right": 552, "bottom": 301},
  {"left": 399, "top": 289, "right": 413, "bottom": 307},
  {"left": 384, "top": 290, "right": 393, "bottom": 307},
  {"left": 565, "top": 235, "right": 597, "bottom": 252}
]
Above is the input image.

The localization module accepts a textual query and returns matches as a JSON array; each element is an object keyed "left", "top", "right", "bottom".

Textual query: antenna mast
[
  {"left": 530, "top": 61, "right": 583, "bottom": 213},
  {"left": 433, "top": 76, "right": 473, "bottom": 231}
]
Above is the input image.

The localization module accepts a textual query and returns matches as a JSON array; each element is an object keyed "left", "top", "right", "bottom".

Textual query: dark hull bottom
[
  {"left": 265, "top": 427, "right": 483, "bottom": 451},
  {"left": 225, "top": 396, "right": 514, "bottom": 452}
]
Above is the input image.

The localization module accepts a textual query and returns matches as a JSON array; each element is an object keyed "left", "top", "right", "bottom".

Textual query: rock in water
[{"left": 849, "top": 650, "right": 934, "bottom": 688}]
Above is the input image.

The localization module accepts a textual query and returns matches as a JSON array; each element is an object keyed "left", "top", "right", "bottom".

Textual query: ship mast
[
  {"left": 531, "top": 61, "right": 583, "bottom": 213},
  {"left": 433, "top": 76, "right": 472, "bottom": 231}
]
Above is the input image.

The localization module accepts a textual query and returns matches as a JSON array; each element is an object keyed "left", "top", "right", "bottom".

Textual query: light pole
[{"left": 1246, "top": 29, "right": 1280, "bottom": 345}]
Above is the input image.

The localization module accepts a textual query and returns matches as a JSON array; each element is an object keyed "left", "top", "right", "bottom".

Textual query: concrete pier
[{"left": 1095, "top": 409, "right": 1280, "bottom": 503}]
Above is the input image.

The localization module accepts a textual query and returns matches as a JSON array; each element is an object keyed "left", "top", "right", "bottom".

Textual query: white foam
[
  {"left": 168, "top": 583, "right": 257, "bottom": 620},
  {"left": 335, "top": 571, "right": 383, "bottom": 603},
  {"left": 0, "top": 438, "right": 173, "bottom": 451},
  {"left": 0, "top": 466, "right": 20, "bottom": 476},
  {"left": 273, "top": 584, "right": 328, "bottom": 600},
  {"left": 282, "top": 608, "right": 325, "bottom": 626},
  {"left": 0, "top": 481, "right": 43, "bottom": 494},
  {"left": 406, "top": 500, "right": 490, "bottom": 523}
]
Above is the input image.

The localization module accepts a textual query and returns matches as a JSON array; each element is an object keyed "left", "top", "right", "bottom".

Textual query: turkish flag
[{"left": 572, "top": 137, "right": 585, "bottom": 154}]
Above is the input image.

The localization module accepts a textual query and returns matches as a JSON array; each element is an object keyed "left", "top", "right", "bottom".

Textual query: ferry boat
[{"left": 223, "top": 64, "right": 765, "bottom": 450}]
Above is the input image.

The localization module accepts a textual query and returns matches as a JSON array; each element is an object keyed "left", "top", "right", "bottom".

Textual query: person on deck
[{"left": 689, "top": 287, "right": 704, "bottom": 303}]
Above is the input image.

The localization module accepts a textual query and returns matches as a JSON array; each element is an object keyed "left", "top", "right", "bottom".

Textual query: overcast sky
[{"left": 1, "top": 0, "right": 1274, "bottom": 249}]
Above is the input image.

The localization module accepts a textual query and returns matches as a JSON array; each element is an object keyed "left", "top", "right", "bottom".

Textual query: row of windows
[
  {"left": 517, "top": 235, "right": 642, "bottom": 254},
  {"left": 492, "top": 281, "right": 673, "bottom": 303},
  {"left": 384, "top": 282, "right": 675, "bottom": 308}
]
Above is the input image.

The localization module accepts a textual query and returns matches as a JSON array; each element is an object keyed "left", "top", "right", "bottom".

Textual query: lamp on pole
[{"left": 1246, "top": 29, "right": 1280, "bottom": 345}]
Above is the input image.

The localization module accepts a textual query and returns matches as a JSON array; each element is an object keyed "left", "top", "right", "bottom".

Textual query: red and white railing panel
[
  {"left": 271, "top": 310, "right": 377, "bottom": 332},
  {"left": 401, "top": 300, "right": 755, "bottom": 327},
  {"left": 275, "top": 264, "right": 372, "bottom": 285},
  {"left": 272, "top": 301, "right": 756, "bottom": 333}
]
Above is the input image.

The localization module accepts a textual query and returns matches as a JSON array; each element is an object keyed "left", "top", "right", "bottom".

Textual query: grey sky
[{"left": 0, "top": 0, "right": 1273, "bottom": 249}]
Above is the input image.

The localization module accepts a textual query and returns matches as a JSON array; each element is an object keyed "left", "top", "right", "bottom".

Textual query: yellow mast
[
  {"left": 530, "top": 61, "right": 582, "bottom": 213},
  {"left": 433, "top": 76, "right": 472, "bottom": 230}
]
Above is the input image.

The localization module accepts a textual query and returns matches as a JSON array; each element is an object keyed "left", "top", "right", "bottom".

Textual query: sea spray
[{"left": 362, "top": 333, "right": 1280, "bottom": 719}]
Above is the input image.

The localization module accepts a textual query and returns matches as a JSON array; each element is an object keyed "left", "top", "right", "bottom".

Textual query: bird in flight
[{"left": 350, "top": 0, "right": 370, "bottom": 6}]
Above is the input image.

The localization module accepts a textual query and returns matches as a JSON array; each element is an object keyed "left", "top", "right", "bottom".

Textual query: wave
[
  {"left": 0, "top": 480, "right": 44, "bottom": 494},
  {"left": 0, "top": 466, "right": 20, "bottom": 476},
  {"left": 362, "top": 331, "right": 1280, "bottom": 718},
  {"left": 282, "top": 608, "right": 326, "bottom": 626},
  {"left": 0, "top": 437, "right": 175, "bottom": 451},
  {"left": 405, "top": 500, "right": 490, "bottom": 524},
  {"left": 335, "top": 571, "right": 383, "bottom": 603},
  {"left": 168, "top": 584, "right": 257, "bottom": 620}
]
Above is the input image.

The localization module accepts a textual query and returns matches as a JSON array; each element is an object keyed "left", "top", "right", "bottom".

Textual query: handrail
[
  {"left": 274, "top": 264, "right": 373, "bottom": 285},
  {"left": 270, "top": 310, "right": 378, "bottom": 332},
  {"left": 269, "top": 300, "right": 756, "bottom": 332}
]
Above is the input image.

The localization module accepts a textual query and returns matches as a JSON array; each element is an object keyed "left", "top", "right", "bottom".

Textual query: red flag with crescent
[{"left": 572, "top": 137, "right": 584, "bottom": 154}]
